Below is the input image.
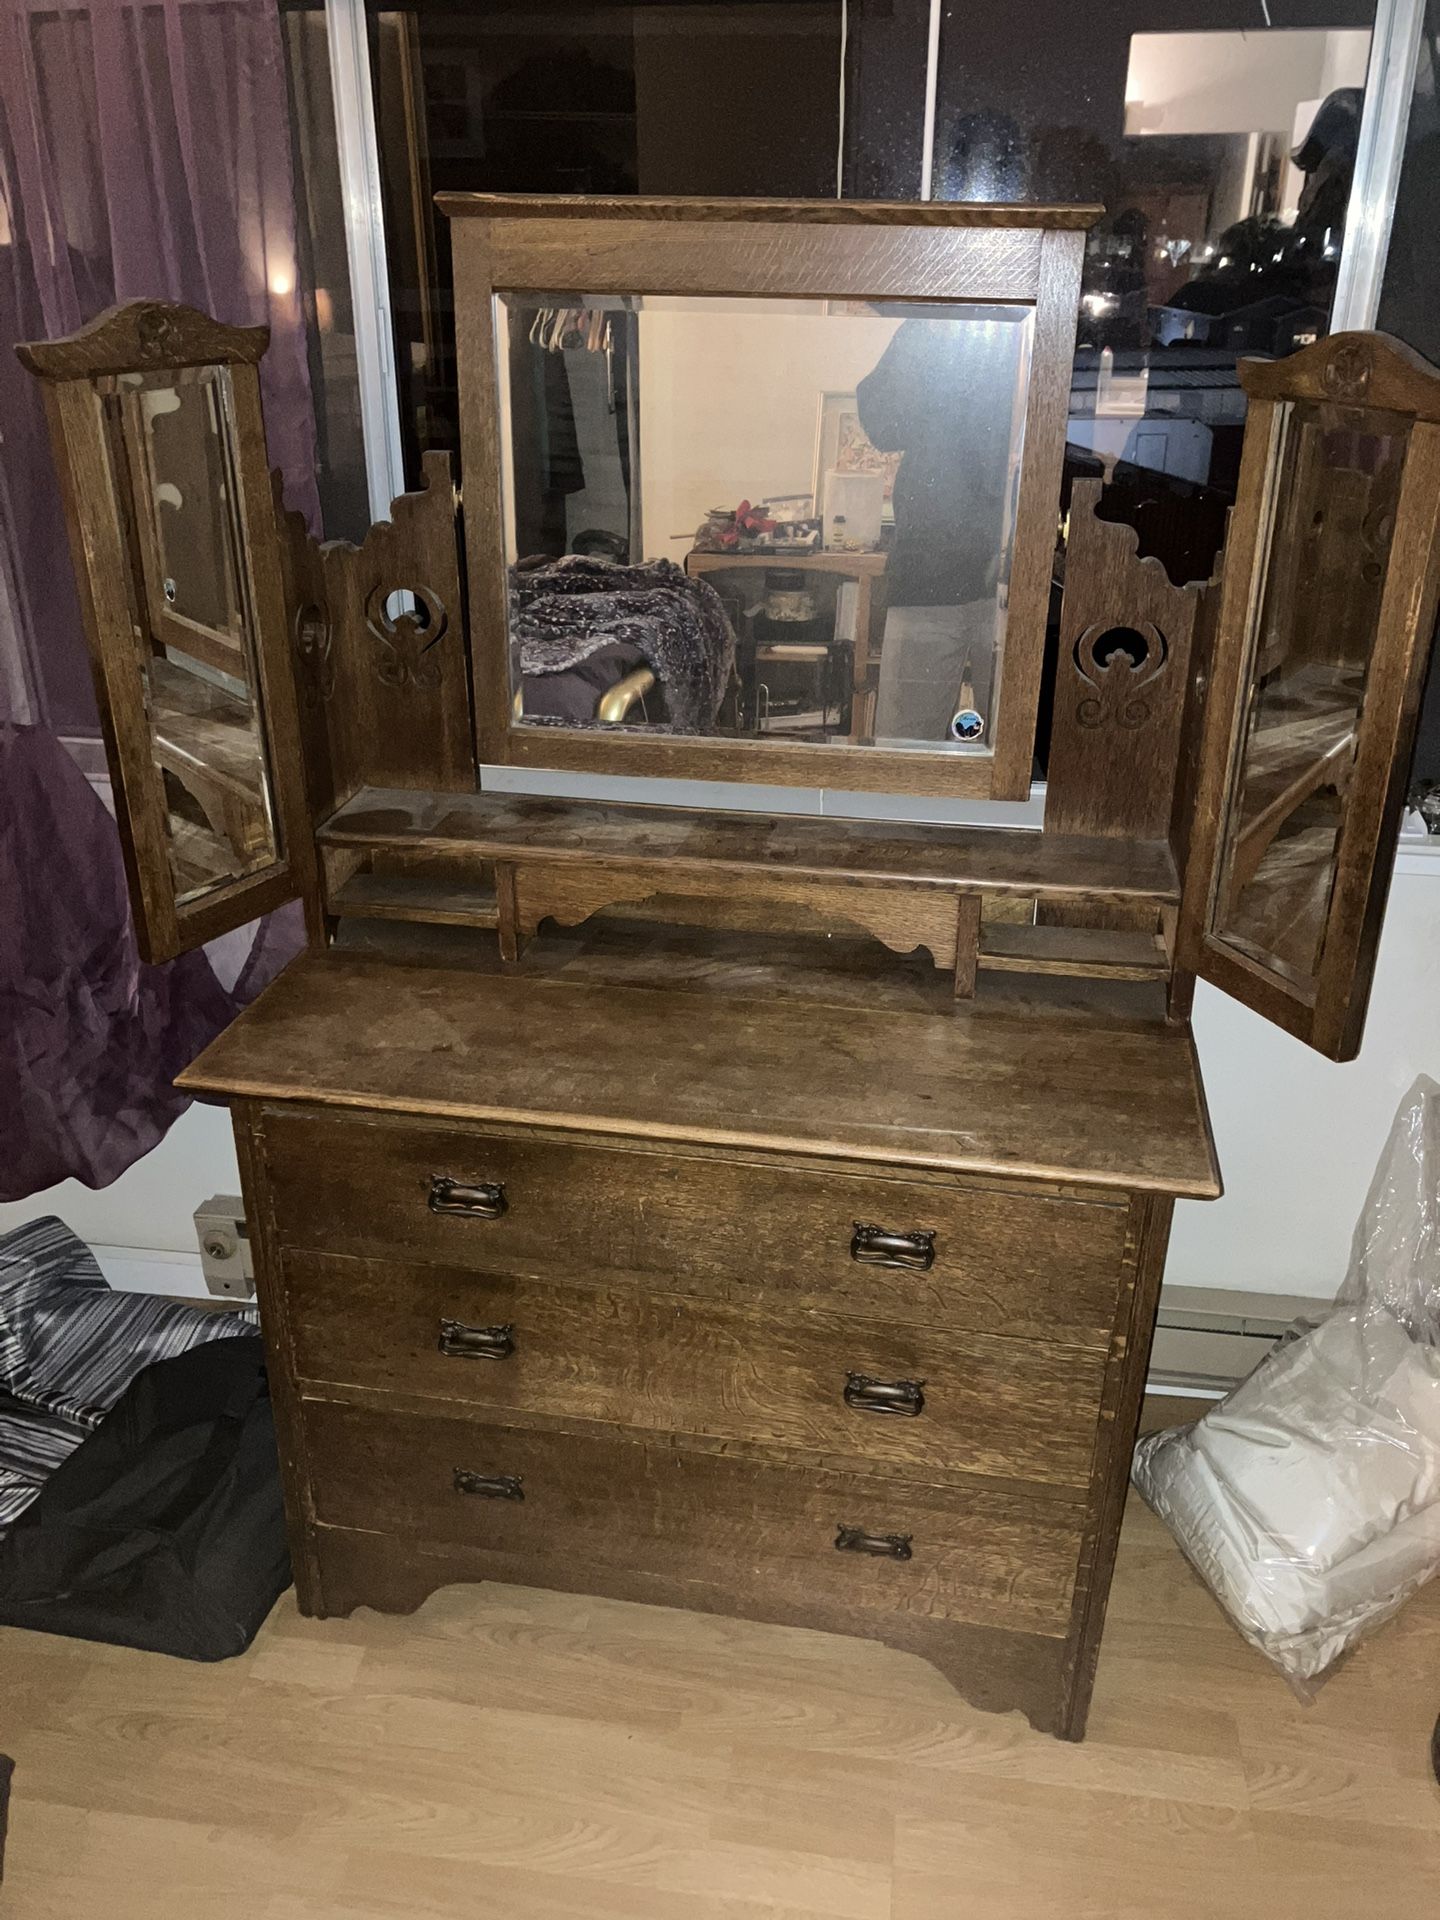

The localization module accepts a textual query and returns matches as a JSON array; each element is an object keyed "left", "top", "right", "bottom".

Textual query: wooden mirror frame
[
  {"left": 442, "top": 195, "right": 1097, "bottom": 803},
  {"left": 1177, "top": 331, "right": 1440, "bottom": 1061},
  {"left": 19, "top": 301, "right": 316, "bottom": 964}
]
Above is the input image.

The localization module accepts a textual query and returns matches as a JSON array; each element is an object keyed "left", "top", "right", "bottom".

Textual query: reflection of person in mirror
[{"left": 857, "top": 318, "right": 1015, "bottom": 745}]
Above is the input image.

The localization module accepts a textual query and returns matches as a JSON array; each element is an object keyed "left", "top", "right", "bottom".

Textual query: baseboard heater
[{"left": 1149, "top": 1286, "right": 1329, "bottom": 1395}]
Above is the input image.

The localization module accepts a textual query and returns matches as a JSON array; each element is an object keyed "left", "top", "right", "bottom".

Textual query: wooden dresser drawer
[
  {"left": 285, "top": 1253, "right": 639, "bottom": 1424},
  {"left": 284, "top": 1252, "right": 1106, "bottom": 1491},
  {"left": 301, "top": 1397, "right": 1086, "bottom": 1637},
  {"left": 259, "top": 1106, "right": 1130, "bottom": 1344},
  {"left": 636, "top": 1294, "right": 1105, "bottom": 1492}
]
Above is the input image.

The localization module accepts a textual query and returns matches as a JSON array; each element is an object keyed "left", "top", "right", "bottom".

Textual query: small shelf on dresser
[
  {"left": 978, "top": 923, "right": 1171, "bottom": 983},
  {"left": 327, "top": 869, "right": 499, "bottom": 930},
  {"left": 316, "top": 785, "right": 1182, "bottom": 996}
]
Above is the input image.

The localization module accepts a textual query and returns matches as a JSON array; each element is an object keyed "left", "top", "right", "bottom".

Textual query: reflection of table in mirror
[{"left": 685, "top": 549, "right": 888, "bottom": 742}]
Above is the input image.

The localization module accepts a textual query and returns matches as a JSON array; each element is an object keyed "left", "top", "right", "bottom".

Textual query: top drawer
[{"left": 257, "top": 1107, "right": 1130, "bottom": 1345}]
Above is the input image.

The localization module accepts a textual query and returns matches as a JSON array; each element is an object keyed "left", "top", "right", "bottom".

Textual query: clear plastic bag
[{"left": 1132, "top": 1074, "right": 1440, "bottom": 1692}]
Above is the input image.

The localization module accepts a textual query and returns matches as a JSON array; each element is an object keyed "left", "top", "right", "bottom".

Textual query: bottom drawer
[{"left": 302, "top": 1397, "right": 1085, "bottom": 1637}]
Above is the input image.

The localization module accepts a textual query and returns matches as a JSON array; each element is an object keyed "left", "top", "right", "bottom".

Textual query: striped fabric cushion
[
  {"left": 0, "top": 1217, "right": 258, "bottom": 1527},
  {"left": 0, "top": 1389, "right": 82, "bottom": 1529}
]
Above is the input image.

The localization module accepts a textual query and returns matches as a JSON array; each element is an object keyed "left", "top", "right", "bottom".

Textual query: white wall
[
  {"left": 0, "top": 1101, "right": 239, "bottom": 1295},
  {"left": 638, "top": 301, "right": 900, "bottom": 558},
  {"left": 1169, "top": 839, "right": 1440, "bottom": 1301}
]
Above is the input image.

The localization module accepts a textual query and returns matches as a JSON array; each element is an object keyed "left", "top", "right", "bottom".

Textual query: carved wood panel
[
  {"left": 274, "top": 451, "right": 474, "bottom": 817},
  {"left": 1045, "top": 481, "right": 1215, "bottom": 843}
]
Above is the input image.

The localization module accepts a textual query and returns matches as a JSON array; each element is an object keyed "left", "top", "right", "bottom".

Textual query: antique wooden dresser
[{"left": 23, "top": 198, "right": 1440, "bottom": 1739}]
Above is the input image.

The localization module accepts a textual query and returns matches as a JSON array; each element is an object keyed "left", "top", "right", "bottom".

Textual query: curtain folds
[{"left": 0, "top": 0, "right": 317, "bottom": 1195}]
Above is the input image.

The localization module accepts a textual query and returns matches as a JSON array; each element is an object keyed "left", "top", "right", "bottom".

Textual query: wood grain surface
[
  {"left": 301, "top": 1399, "right": 1086, "bottom": 1641},
  {"left": 259, "top": 1111, "right": 1131, "bottom": 1343},
  {"left": 280, "top": 1252, "right": 1109, "bottom": 1491},
  {"left": 439, "top": 192, "right": 1103, "bottom": 229},
  {"left": 4, "top": 1457, "right": 1437, "bottom": 1920},
  {"left": 320, "top": 786, "right": 1182, "bottom": 902},
  {"left": 178, "top": 952, "right": 1220, "bottom": 1196}
]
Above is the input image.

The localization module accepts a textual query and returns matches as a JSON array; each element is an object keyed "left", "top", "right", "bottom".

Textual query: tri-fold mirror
[{"left": 19, "top": 208, "right": 1440, "bottom": 1067}]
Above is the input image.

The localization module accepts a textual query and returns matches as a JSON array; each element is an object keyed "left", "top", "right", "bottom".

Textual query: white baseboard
[{"left": 91, "top": 1245, "right": 210, "bottom": 1299}]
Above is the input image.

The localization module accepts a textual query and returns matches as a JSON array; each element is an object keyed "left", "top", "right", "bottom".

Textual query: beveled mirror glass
[
  {"left": 1181, "top": 330, "right": 1440, "bottom": 1062},
  {"left": 1211, "top": 395, "right": 1408, "bottom": 989},
  {"left": 19, "top": 302, "right": 306, "bottom": 963},
  {"left": 101, "top": 364, "right": 282, "bottom": 907},
  {"left": 448, "top": 197, "right": 1094, "bottom": 800},
  {"left": 498, "top": 293, "right": 1032, "bottom": 758}
]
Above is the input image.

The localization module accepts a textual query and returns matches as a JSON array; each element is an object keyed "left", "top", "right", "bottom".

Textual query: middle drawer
[{"left": 283, "top": 1252, "right": 1107, "bottom": 1491}]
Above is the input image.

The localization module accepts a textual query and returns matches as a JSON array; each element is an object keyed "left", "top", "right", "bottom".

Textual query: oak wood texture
[
  {"left": 5, "top": 1462, "right": 1439, "bottom": 1920},
  {"left": 301, "top": 1400, "right": 1087, "bottom": 1642},
  {"left": 195, "top": 935, "right": 1216, "bottom": 1741},
  {"left": 258, "top": 1110, "right": 1132, "bottom": 1346},
  {"left": 280, "top": 1252, "right": 1108, "bottom": 1495},
  {"left": 15, "top": 297, "right": 268, "bottom": 378},
  {"left": 18, "top": 299, "right": 320, "bottom": 960},
  {"left": 180, "top": 951, "right": 1220, "bottom": 1198},
  {"left": 1242, "top": 324, "right": 1440, "bottom": 418},
  {"left": 1176, "top": 332, "right": 1440, "bottom": 1059},
  {"left": 327, "top": 869, "right": 500, "bottom": 930},
  {"left": 1045, "top": 480, "right": 1212, "bottom": 842},
  {"left": 445, "top": 195, "right": 1093, "bottom": 801},
  {"left": 274, "top": 452, "right": 473, "bottom": 819},
  {"left": 337, "top": 908, "right": 1130, "bottom": 1018},
  {"left": 511, "top": 863, "right": 967, "bottom": 974},
  {"left": 318, "top": 784, "right": 1179, "bottom": 987},
  {"left": 320, "top": 785, "right": 1181, "bottom": 902},
  {"left": 437, "top": 192, "right": 1104, "bottom": 229},
  {"left": 978, "top": 922, "right": 1169, "bottom": 982}
]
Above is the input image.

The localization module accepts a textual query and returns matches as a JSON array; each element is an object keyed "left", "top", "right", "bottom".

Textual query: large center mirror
[
  {"left": 450, "top": 197, "right": 1093, "bottom": 800},
  {"left": 499, "top": 293, "right": 1032, "bottom": 757}
]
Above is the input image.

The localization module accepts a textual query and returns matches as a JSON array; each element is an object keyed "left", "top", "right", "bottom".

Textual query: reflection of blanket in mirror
[{"left": 510, "top": 555, "right": 735, "bottom": 731}]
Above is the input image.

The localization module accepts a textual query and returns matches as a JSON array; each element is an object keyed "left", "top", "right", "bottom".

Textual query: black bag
[{"left": 0, "top": 1335, "right": 290, "bottom": 1659}]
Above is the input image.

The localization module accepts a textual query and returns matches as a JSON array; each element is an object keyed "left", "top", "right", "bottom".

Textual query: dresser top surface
[{"left": 180, "top": 950, "right": 1221, "bottom": 1199}]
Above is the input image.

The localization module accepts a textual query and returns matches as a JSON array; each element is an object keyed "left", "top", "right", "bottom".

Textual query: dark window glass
[
  {"left": 365, "top": 0, "right": 916, "bottom": 479},
  {"left": 1376, "top": 6, "right": 1440, "bottom": 791},
  {"left": 935, "top": 5, "right": 1379, "bottom": 594}
]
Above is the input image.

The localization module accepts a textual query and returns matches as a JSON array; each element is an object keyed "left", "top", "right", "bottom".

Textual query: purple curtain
[
  {"left": 0, "top": 0, "right": 318, "bottom": 1195},
  {"left": 0, "top": 726, "right": 302, "bottom": 1200}
]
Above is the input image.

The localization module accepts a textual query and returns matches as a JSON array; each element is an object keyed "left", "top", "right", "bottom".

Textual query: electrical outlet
[{"left": 193, "top": 1195, "right": 254, "bottom": 1299}]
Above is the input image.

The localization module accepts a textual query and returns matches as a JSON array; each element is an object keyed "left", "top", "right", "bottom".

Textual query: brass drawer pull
[
  {"left": 850, "top": 1223, "right": 935, "bottom": 1270},
  {"left": 438, "top": 1318, "right": 515, "bottom": 1361},
  {"left": 835, "top": 1524, "right": 913, "bottom": 1561},
  {"left": 843, "top": 1372, "right": 925, "bottom": 1417},
  {"left": 429, "top": 1176, "right": 507, "bottom": 1219},
  {"left": 453, "top": 1468, "right": 524, "bottom": 1501}
]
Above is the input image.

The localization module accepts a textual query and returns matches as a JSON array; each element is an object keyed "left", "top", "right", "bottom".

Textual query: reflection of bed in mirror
[{"left": 509, "top": 552, "right": 735, "bottom": 730}]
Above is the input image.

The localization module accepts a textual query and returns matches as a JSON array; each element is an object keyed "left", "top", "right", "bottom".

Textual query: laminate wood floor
[{"left": 1, "top": 1403, "right": 1436, "bottom": 1920}]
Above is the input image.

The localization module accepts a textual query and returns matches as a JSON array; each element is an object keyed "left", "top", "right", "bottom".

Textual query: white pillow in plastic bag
[{"left": 1133, "top": 1075, "right": 1440, "bottom": 1689}]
